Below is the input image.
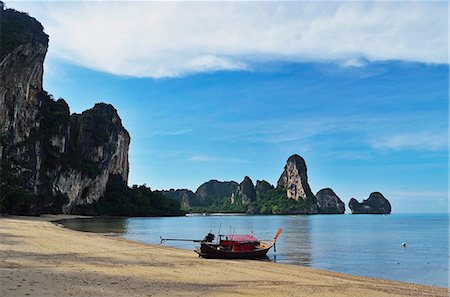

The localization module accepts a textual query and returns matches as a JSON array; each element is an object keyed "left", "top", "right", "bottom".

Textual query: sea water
[{"left": 57, "top": 213, "right": 449, "bottom": 288}]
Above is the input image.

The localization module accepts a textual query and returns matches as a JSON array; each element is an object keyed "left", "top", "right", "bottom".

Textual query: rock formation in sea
[
  {"left": 316, "top": 188, "right": 345, "bottom": 214},
  {"left": 348, "top": 192, "right": 391, "bottom": 214},
  {"left": 277, "top": 154, "right": 318, "bottom": 213},
  {"left": 0, "top": 5, "right": 129, "bottom": 214},
  {"left": 195, "top": 180, "right": 238, "bottom": 206},
  {"left": 277, "top": 155, "right": 315, "bottom": 201},
  {"left": 161, "top": 189, "right": 197, "bottom": 209}
]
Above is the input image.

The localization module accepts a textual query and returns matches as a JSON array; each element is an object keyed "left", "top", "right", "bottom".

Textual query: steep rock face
[
  {"left": 277, "top": 154, "right": 315, "bottom": 201},
  {"left": 349, "top": 192, "right": 391, "bottom": 214},
  {"left": 162, "top": 189, "right": 196, "bottom": 209},
  {"left": 277, "top": 154, "right": 318, "bottom": 213},
  {"left": 233, "top": 176, "right": 256, "bottom": 205},
  {"left": 195, "top": 180, "right": 238, "bottom": 206},
  {"left": 49, "top": 103, "right": 130, "bottom": 213},
  {"left": 0, "top": 8, "right": 49, "bottom": 196},
  {"left": 0, "top": 6, "right": 130, "bottom": 214},
  {"left": 316, "top": 188, "right": 345, "bottom": 214}
]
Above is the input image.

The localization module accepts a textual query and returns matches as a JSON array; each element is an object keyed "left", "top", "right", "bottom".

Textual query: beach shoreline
[{"left": 0, "top": 215, "right": 447, "bottom": 297}]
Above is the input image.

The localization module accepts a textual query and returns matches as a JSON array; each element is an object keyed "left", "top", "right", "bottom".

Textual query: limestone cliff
[
  {"left": 195, "top": 180, "right": 238, "bottom": 206},
  {"left": 0, "top": 7, "right": 48, "bottom": 203},
  {"left": 0, "top": 5, "right": 129, "bottom": 214},
  {"left": 161, "top": 189, "right": 197, "bottom": 209},
  {"left": 349, "top": 192, "right": 391, "bottom": 214},
  {"left": 49, "top": 103, "right": 130, "bottom": 213},
  {"left": 233, "top": 176, "right": 256, "bottom": 205},
  {"left": 277, "top": 154, "right": 318, "bottom": 213},
  {"left": 255, "top": 180, "right": 275, "bottom": 195},
  {"left": 316, "top": 188, "right": 345, "bottom": 214},
  {"left": 277, "top": 155, "right": 314, "bottom": 201}
]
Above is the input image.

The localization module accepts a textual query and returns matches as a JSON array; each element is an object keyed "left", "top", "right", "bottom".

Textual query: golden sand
[{"left": 0, "top": 216, "right": 447, "bottom": 297}]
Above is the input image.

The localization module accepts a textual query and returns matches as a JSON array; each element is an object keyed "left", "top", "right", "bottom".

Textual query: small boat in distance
[{"left": 161, "top": 227, "right": 282, "bottom": 259}]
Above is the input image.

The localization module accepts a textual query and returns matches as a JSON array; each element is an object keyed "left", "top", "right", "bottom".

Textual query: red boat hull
[{"left": 195, "top": 241, "right": 273, "bottom": 259}]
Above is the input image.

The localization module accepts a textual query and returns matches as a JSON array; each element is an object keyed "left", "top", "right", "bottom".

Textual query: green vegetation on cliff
[
  {"left": 0, "top": 3, "right": 49, "bottom": 61},
  {"left": 186, "top": 198, "right": 247, "bottom": 213},
  {"left": 38, "top": 91, "right": 100, "bottom": 178},
  {"left": 74, "top": 175, "right": 184, "bottom": 217},
  {"left": 0, "top": 165, "right": 69, "bottom": 216},
  {"left": 0, "top": 91, "right": 72, "bottom": 215},
  {"left": 256, "top": 186, "right": 318, "bottom": 214},
  {"left": 0, "top": 176, "right": 39, "bottom": 215}
]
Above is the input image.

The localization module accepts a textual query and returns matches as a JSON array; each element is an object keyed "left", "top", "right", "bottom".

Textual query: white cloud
[
  {"left": 188, "top": 154, "right": 214, "bottom": 162},
  {"left": 7, "top": 1, "right": 448, "bottom": 78},
  {"left": 341, "top": 57, "right": 367, "bottom": 68}
]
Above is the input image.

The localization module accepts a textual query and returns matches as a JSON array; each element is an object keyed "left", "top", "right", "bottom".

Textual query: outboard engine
[{"left": 203, "top": 233, "right": 215, "bottom": 242}]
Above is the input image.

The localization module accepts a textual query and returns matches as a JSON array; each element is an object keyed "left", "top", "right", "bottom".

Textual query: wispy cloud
[
  {"left": 187, "top": 154, "right": 251, "bottom": 164},
  {"left": 8, "top": 1, "right": 447, "bottom": 78},
  {"left": 142, "top": 129, "right": 193, "bottom": 138},
  {"left": 211, "top": 113, "right": 448, "bottom": 153},
  {"left": 370, "top": 131, "right": 448, "bottom": 152}
]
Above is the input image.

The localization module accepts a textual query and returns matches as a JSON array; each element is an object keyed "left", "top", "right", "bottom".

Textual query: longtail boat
[{"left": 161, "top": 227, "right": 282, "bottom": 259}]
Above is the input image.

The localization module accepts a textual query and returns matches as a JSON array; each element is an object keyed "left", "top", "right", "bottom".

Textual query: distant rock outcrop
[
  {"left": 277, "top": 154, "right": 318, "bottom": 213},
  {"left": 161, "top": 189, "right": 196, "bottom": 209},
  {"left": 195, "top": 180, "right": 238, "bottom": 206},
  {"left": 316, "top": 188, "right": 345, "bottom": 214},
  {"left": 349, "top": 192, "right": 391, "bottom": 214},
  {"left": 233, "top": 176, "right": 256, "bottom": 205},
  {"left": 162, "top": 155, "right": 391, "bottom": 215},
  {"left": 277, "top": 155, "right": 315, "bottom": 201}
]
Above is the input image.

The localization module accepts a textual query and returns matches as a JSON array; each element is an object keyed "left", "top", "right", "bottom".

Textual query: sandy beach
[{"left": 0, "top": 216, "right": 447, "bottom": 297}]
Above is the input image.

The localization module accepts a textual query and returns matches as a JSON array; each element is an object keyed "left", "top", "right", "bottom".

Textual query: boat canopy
[{"left": 225, "top": 235, "right": 258, "bottom": 242}]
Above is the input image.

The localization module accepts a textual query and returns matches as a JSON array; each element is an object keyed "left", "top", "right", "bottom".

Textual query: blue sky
[{"left": 7, "top": 1, "right": 448, "bottom": 213}]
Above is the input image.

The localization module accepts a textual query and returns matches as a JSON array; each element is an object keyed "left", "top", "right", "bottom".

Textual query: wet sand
[{"left": 0, "top": 215, "right": 447, "bottom": 297}]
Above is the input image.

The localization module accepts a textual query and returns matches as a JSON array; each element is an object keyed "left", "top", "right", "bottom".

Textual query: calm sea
[{"left": 57, "top": 213, "right": 449, "bottom": 288}]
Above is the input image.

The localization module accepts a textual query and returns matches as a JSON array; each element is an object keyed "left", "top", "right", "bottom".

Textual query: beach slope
[{"left": 0, "top": 216, "right": 447, "bottom": 297}]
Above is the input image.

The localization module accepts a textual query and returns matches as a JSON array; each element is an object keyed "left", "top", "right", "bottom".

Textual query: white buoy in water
[{"left": 401, "top": 242, "right": 406, "bottom": 248}]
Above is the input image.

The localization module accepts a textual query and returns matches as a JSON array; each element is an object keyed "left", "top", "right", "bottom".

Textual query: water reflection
[
  {"left": 272, "top": 216, "right": 312, "bottom": 266},
  {"left": 55, "top": 218, "right": 128, "bottom": 234}
]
